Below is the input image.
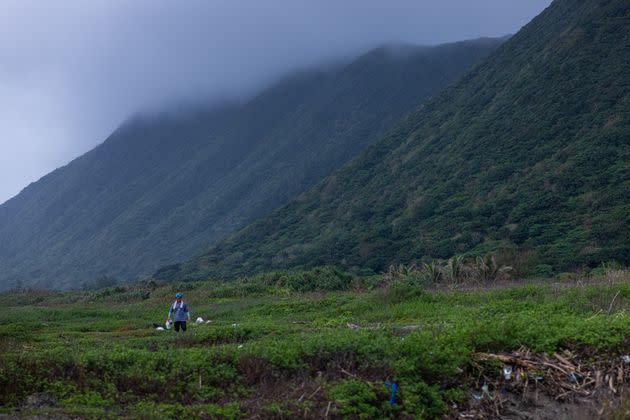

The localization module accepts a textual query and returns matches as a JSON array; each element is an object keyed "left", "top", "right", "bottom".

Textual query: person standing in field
[{"left": 167, "top": 292, "right": 190, "bottom": 332}]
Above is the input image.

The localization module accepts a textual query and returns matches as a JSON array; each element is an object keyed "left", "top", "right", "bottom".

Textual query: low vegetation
[{"left": 1, "top": 266, "right": 629, "bottom": 418}]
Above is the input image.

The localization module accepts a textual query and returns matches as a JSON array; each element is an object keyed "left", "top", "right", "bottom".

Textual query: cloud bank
[{"left": 0, "top": 0, "right": 552, "bottom": 203}]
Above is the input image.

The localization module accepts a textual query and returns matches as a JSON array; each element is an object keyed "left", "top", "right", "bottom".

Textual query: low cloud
[{"left": 0, "top": 0, "right": 551, "bottom": 203}]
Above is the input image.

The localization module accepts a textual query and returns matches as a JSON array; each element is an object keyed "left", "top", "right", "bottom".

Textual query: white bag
[{"left": 165, "top": 320, "right": 171, "bottom": 330}]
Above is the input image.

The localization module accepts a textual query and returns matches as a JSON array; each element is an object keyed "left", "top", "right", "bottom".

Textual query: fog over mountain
[{"left": 0, "top": 0, "right": 551, "bottom": 203}]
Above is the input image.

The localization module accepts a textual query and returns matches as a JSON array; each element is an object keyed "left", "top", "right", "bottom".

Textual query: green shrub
[
  {"left": 252, "top": 267, "right": 355, "bottom": 292},
  {"left": 399, "top": 381, "right": 446, "bottom": 419},
  {"left": 373, "top": 282, "right": 428, "bottom": 305},
  {"left": 327, "top": 380, "right": 381, "bottom": 419},
  {"left": 396, "top": 330, "right": 470, "bottom": 381},
  {"left": 533, "top": 264, "right": 554, "bottom": 277}
]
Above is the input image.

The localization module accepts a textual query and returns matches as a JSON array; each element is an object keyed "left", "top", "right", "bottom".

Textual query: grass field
[{"left": 1, "top": 269, "right": 630, "bottom": 418}]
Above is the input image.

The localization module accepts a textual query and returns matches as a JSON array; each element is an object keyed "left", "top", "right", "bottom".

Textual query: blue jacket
[{"left": 168, "top": 301, "right": 190, "bottom": 322}]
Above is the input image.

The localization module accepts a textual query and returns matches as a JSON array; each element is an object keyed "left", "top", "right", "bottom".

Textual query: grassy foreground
[{"left": 1, "top": 270, "right": 630, "bottom": 418}]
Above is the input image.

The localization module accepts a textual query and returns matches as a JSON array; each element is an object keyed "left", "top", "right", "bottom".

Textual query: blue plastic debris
[{"left": 384, "top": 381, "right": 397, "bottom": 407}]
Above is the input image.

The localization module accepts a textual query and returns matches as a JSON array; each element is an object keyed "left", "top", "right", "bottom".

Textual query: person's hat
[{"left": 175, "top": 292, "right": 183, "bottom": 298}]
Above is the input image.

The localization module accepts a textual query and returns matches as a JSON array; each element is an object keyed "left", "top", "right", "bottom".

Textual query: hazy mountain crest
[{"left": 0, "top": 38, "right": 502, "bottom": 289}]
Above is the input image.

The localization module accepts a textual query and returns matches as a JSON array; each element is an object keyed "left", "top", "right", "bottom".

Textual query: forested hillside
[
  {"left": 0, "top": 39, "right": 501, "bottom": 289},
  {"left": 179, "top": 0, "right": 630, "bottom": 280}
]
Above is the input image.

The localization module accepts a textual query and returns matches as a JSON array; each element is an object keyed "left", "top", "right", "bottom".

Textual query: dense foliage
[
  {"left": 1, "top": 270, "right": 629, "bottom": 418},
  {"left": 182, "top": 0, "right": 630, "bottom": 280},
  {"left": 0, "top": 40, "right": 501, "bottom": 290}
]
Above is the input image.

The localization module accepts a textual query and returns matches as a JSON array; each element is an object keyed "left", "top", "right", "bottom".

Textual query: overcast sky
[{"left": 0, "top": 0, "right": 552, "bottom": 204}]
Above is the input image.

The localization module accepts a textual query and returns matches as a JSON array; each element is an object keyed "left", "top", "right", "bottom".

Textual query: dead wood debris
[
  {"left": 473, "top": 346, "right": 629, "bottom": 399},
  {"left": 454, "top": 346, "right": 630, "bottom": 418}
]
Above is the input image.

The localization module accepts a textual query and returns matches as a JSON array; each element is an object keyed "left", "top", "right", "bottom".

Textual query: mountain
[
  {"left": 0, "top": 39, "right": 502, "bottom": 290},
  {"left": 178, "top": 0, "right": 630, "bottom": 280}
]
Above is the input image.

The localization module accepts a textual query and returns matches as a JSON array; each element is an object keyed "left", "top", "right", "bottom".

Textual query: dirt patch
[{"left": 456, "top": 389, "right": 622, "bottom": 419}]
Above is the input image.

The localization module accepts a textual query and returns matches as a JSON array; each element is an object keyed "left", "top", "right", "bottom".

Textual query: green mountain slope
[
  {"left": 181, "top": 0, "right": 630, "bottom": 280},
  {"left": 0, "top": 39, "right": 501, "bottom": 289}
]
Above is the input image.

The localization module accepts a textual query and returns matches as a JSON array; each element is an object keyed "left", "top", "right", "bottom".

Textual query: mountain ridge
[
  {"left": 0, "top": 38, "right": 502, "bottom": 289},
  {"left": 176, "top": 0, "right": 630, "bottom": 280}
]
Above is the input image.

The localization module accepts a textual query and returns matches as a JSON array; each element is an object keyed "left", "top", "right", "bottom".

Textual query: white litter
[
  {"left": 195, "top": 317, "right": 204, "bottom": 324},
  {"left": 156, "top": 327, "right": 165, "bottom": 331},
  {"left": 205, "top": 320, "right": 212, "bottom": 324},
  {"left": 238, "top": 344, "right": 244, "bottom": 349}
]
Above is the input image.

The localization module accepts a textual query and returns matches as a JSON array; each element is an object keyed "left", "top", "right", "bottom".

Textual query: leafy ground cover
[{"left": 1, "top": 269, "right": 630, "bottom": 418}]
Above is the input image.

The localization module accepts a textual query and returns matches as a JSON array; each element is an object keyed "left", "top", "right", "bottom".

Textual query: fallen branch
[
  {"left": 307, "top": 386, "right": 322, "bottom": 400},
  {"left": 608, "top": 290, "right": 621, "bottom": 313},
  {"left": 472, "top": 347, "right": 629, "bottom": 405}
]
